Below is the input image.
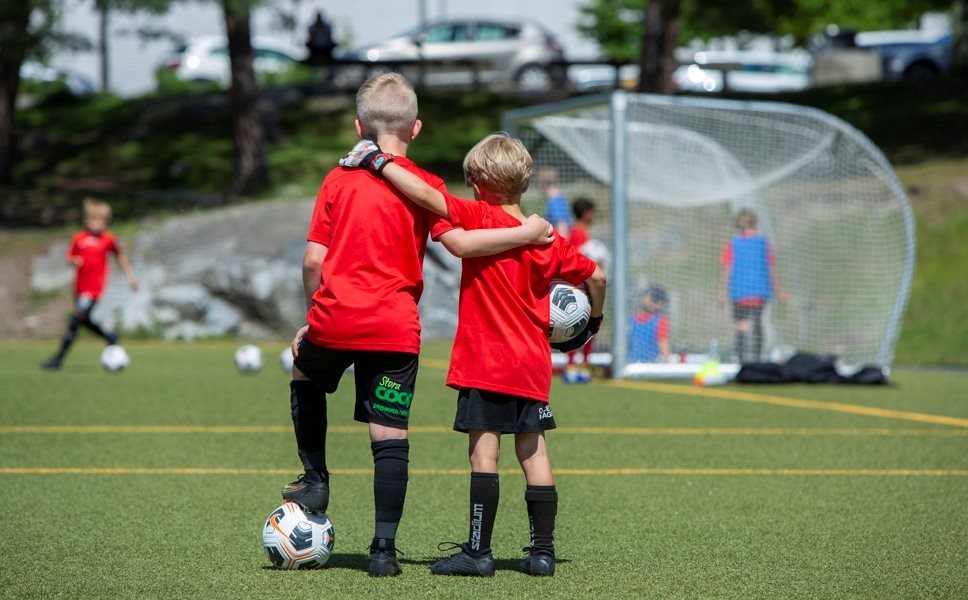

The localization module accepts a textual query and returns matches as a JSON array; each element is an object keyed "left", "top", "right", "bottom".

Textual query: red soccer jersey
[
  {"left": 568, "top": 224, "right": 589, "bottom": 250},
  {"left": 305, "top": 157, "right": 450, "bottom": 353},
  {"left": 437, "top": 195, "right": 597, "bottom": 402},
  {"left": 67, "top": 229, "right": 118, "bottom": 299}
]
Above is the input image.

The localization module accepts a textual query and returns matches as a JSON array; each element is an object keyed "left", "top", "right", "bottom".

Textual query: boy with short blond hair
[
  {"left": 285, "top": 74, "right": 553, "bottom": 577},
  {"left": 340, "top": 132, "right": 607, "bottom": 577},
  {"left": 43, "top": 198, "right": 138, "bottom": 370}
]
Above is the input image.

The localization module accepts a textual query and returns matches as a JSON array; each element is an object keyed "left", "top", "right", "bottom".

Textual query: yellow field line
[
  {"left": 1, "top": 467, "right": 966, "bottom": 477},
  {"left": 2, "top": 425, "right": 966, "bottom": 436},
  {"left": 422, "top": 357, "right": 968, "bottom": 428},
  {"left": 607, "top": 379, "right": 968, "bottom": 428}
]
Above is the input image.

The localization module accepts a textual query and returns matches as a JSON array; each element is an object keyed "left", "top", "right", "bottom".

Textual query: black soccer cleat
[
  {"left": 367, "top": 538, "right": 402, "bottom": 577},
  {"left": 281, "top": 472, "right": 329, "bottom": 514},
  {"left": 520, "top": 547, "right": 556, "bottom": 576},
  {"left": 429, "top": 543, "right": 495, "bottom": 577},
  {"left": 41, "top": 357, "right": 62, "bottom": 370}
]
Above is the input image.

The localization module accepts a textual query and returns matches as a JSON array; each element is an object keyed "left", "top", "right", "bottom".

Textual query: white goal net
[{"left": 504, "top": 92, "right": 914, "bottom": 377}]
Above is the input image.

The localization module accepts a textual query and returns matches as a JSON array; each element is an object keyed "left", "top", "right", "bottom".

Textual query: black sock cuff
[
  {"left": 290, "top": 380, "right": 316, "bottom": 393},
  {"left": 525, "top": 485, "right": 557, "bottom": 503},
  {"left": 471, "top": 471, "right": 499, "bottom": 480},
  {"left": 371, "top": 439, "right": 410, "bottom": 462}
]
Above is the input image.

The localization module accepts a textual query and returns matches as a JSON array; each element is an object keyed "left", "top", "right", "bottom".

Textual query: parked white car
[
  {"left": 674, "top": 51, "right": 812, "bottom": 93},
  {"left": 158, "top": 36, "right": 306, "bottom": 87}
]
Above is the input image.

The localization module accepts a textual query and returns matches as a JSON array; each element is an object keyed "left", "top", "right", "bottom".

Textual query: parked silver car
[
  {"left": 854, "top": 30, "right": 953, "bottom": 80},
  {"left": 351, "top": 19, "right": 566, "bottom": 90}
]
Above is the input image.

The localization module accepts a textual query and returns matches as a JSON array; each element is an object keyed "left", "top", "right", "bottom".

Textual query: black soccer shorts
[
  {"left": 453, "top": 387, "right": 557, "bottom": 434},
  {"left": 732, "top": 302, "right": 765, "bottom": 322},
  {"left": 293, "top": 337, "right": 418, "bottom": 430}
]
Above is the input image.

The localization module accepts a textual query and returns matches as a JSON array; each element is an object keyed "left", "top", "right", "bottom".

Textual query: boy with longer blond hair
[
  {"left": 43, "top": 198, "right": 138, "bottom": 370},
  {"left": 285, "top": 74, "right": 554, "bottom": 577},
  {"left": 340, "top": 132, "right": 607, "bottom": 577}
]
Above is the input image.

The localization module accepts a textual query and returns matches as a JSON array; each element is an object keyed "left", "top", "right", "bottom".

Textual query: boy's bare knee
[
  {"left": 291, "top": 366, "right": 310, "bottom": 381},
  {"left": 369, "top": 422, "right": 407, "bottom": 442},
  {"left": 514, "top": 433, "right": 542, "bottom": 463}
]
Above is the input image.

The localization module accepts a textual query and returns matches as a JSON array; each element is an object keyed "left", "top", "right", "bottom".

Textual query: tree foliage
[{"left": 578, "top": 0, "right": 954, "bottom": 60}]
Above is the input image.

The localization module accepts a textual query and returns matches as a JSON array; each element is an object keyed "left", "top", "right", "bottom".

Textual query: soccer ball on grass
[
  {"left": 234, "top": 344, "right": 263, "bottom": 373},
  {"left": 261, "top": 502, "right": 335, "bottom": 570},
  {"left": 100, "top": 345, "right": 130, "bottom": 372}
]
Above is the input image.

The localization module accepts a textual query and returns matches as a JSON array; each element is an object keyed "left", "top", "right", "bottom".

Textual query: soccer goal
[{"left": 503, "top": 91, "right": 915, "bottom": 379}]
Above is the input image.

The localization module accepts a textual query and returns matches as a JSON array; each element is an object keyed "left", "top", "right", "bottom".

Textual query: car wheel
[
  {"left": 515, "top": 64, "right": 555, "bottom": 91},
  {"left": 903, "top": 61, "right": 939, "bottom": 80}
]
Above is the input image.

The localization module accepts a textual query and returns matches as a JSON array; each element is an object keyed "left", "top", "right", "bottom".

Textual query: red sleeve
[
  {"left": 657, "top": 315, "right": 670, "bottom": 341},
  {"left": 105, "top": 233, "right": 119, "bottom": 254},
  {"left": 555, "top": 236, "right": 597, "bottom": 285},
  {"left": 720, "top": 241, "right": 733, "bottom": 266},
  {"left": 306, "top": 184, "right": 332, "bottom": 246},
  {"left": 443, "top": 194, "right": 485, "bottom": 231}
]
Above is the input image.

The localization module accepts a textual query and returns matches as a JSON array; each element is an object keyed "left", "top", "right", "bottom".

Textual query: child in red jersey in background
[
  {"left": 563, "top": 197, "right": 597, "bottom": 383},
  {"left": 43, "top": 199, "right": 138, "bottom": 370},
  {"left": 284, "top": 74, "right": 554, "bottom": 578},
  {"left": 340, "top": 132, "right": 607, "bottom": 577}
]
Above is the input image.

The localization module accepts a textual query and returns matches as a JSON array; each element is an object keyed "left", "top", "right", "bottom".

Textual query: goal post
[{"left": 503, "top": 91, "right": 915, "bottom": 378}]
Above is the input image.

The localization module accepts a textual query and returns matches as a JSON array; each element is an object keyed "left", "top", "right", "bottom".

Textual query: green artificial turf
[{"left": 0, "top": 340, "right": 966, "bottom": 598}]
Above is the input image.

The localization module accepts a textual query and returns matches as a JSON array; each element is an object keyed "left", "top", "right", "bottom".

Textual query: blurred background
[{"left": 1, "top": 0, "right": 966, "bottom": 367}]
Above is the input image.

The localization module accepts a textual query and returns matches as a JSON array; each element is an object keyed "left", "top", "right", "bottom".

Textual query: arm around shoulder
[{"left": 382, "top": 163, "right": 449, "bottom": 218}]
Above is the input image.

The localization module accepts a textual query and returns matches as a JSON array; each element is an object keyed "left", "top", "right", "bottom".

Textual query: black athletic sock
[
  {"left": 289, "top": 380, "right": 328, "bottom": 477},
  {"left": 81, "top": 317, "right": 112, "bottom": 343},
  {"left": 752, "top": 317, "right": 764, "bottom": 362},
  {"left": 735, "top": 330, "right": 748, "bottom": 363},
  {"left": 525, "top": 484, "right": 558, "bottom": 558},
  {"left": 372, "top": 439, "right": 409, "bottom": 544},
  {"left": 467, "top": 472, "right": 499, "bottom": 556},
  {"left": 53, "top": 316, "right": 82, "bottom": 361}
]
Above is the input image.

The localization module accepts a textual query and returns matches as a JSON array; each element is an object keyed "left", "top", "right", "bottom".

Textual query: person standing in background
[{"left": 717, "top": 209, "right": 789, "bottom": 363}]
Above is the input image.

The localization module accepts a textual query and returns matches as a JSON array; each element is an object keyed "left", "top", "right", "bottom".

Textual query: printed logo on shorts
[
  {"left": 373, "top": 376, "right": 413, "bottom": 417},
  {"left": 538, "top": 405, "right": 554, "bottom": 421}
]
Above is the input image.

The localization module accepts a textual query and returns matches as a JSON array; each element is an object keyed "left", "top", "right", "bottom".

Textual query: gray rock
[
  {"left": 31, "top": 242, "right": 73, "bottom": 292},
  {"left": 154, "top": 283, "right": 211, "bottom": 319},
  {"left": 204, "top": 298, "right": 243, "bottom": 333}
]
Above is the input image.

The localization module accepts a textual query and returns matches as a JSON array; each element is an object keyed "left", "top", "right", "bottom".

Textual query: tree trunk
[
  {"left": 637, "top": 0, "right": 680, "bottom": 95},
  {"left": 0, "top": 0, "right": 31, "bottom": 184},
  {"left": 221, "top": 0, "right": 268, "bottom": 195},
  {"left": 97, "top": 0, "right": 110, "bottom": 92}
]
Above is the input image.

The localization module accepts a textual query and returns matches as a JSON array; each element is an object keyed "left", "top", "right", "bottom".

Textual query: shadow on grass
[
  {"left": 260, "top": 552, "right": 369, "bottom": 572},
  {"left": 401, "top": 556, "right": 571, "bottom": 572}
]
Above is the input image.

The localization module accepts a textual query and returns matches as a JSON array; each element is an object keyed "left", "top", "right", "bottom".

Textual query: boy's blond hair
[
  {"left": 356, "top": 73, "right": 418, "bottom": 136},
  {"left": 83, "top": 198, "right": 112, "bottom": 222},
  {"left": 463, "top": 133, "right": 533, "bottom": 200}
]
